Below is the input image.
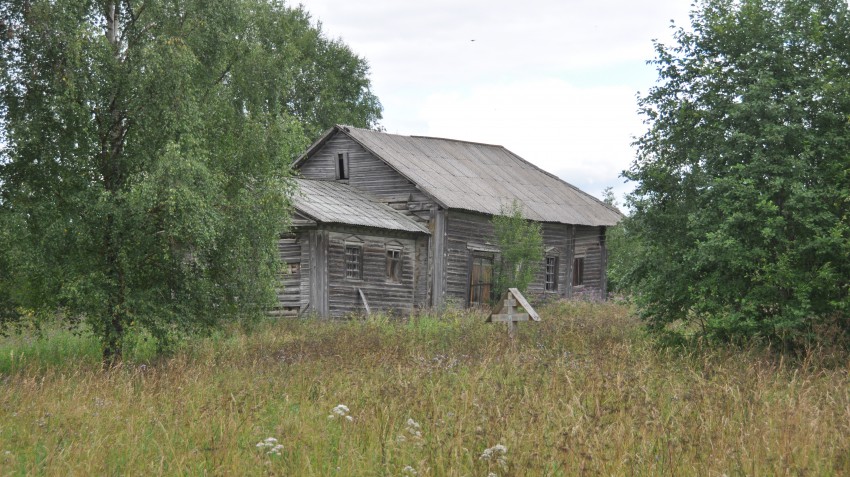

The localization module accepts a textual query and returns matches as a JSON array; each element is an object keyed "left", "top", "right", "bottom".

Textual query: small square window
[
  {"left": 572, "top": 257, "right": 585, "bottom": 286},
  {"left": 345, "top": 246, "right": 361, "bottom": 279},
  {"left": 545, "top": 256, "right": 558, "bottom": 291},
  {"left": 386, "top": 249, "right": 402, "bottom": 282}
]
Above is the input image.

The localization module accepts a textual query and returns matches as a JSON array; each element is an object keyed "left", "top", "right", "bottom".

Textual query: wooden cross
[
  {"left": 490, "top": 297, "right": 528, "bottom": 338},
  {"left": 487, "top": 288, "right": 540, "bottom": 338}
]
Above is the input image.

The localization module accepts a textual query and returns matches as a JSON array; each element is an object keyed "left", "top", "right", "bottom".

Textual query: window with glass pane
[
  {"left": 468, "top": 255, "right": 493, "bottom": 306},
  {"left": 345, "top": 246, "right": 362, "bottom": 279},
  {"left": 545, "top": 256, "right": 558, "bottom": 291},
  {"left": 386, "top": 249, "right": 401, "bottom": 282}
]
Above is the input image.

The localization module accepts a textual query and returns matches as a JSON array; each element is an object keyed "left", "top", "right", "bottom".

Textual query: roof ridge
[{"left": 339, "top": 124, "right": 504, "bottom": 149}]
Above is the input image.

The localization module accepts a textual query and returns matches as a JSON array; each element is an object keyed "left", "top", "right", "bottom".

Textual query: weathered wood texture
[
  {"left": 323, "top": 227, "right": 420, "bottom": 318},
  {"left": 430, "top": 208, "right": 447, "bottom": 308},
  {"left": 526, "top": 222, "right": 571, "bottom": 297},
  {"left": 308, "top": 229, "right": 329, "bottom": 317},
  {"left": 443, "top": 211, "right": 607, "bottom": 304},
  {"left": 298, "top": 134, "right": 435, "bottom": 216},
  {"left": 444, "top": 210, "right": 496, "bottom": 305},
  {"left": 414, "top": 235, "right": 430, "bottom": 309},
  {"left": 572, "top": 225, "right": 606, "bottom": 299},
  {"left": 272, "top": 237, "right": 302, "bottom": 316}
]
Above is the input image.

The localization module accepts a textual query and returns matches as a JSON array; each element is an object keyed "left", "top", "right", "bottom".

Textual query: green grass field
[{"left": 1, "top": 301, "right": 849, "bottom": 476}]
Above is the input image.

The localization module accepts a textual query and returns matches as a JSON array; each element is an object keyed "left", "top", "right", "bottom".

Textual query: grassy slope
[{"left": 1, "top": 302, "right": 849, "bottom": 476}]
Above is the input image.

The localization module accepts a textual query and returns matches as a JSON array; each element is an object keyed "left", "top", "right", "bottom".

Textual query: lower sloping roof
[{"left": 292, "top": 178, "right": 429, "bottom": 234}]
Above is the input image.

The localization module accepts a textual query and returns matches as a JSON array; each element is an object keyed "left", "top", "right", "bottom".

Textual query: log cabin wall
[
  {"left": 526, "top": 222, "right": 572, "bottom": 298},
  {"left": 443, "top": 210, "right": 608, "bottom": 304},
  {"left": 444, "top": 210, "right": 496, "bottom": 305},
  {"left": 324, "top": 226, "right": 422, "bottom": 317},
  {"left": 572, "top": 225, "right": 606, "bottom": 299}
]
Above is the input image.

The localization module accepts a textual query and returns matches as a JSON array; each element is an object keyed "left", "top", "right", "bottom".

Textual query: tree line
[{"left": 0, "top": 0, "right": 380, "bottom": 361}]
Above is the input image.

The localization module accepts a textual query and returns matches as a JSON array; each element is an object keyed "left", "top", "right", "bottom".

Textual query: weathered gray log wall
[
  {"left": 443, "top": 211, "right": 607, "bottom": 304},
  {"left": 324, "top": 227, "right": 420, "bottom": 317},
  {"left": 572, "top": 225, "right": 606, "bottom": 299},
  {"left": 272, "top": 236, "right": 302, "bottom": 316}
]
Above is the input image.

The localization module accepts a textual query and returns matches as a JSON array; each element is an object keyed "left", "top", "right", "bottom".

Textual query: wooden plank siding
[
  {"left": 444, "top": 210, "right": 497, "bottom": 305},
  {"left": 572, "top": 225, "right": 606, "bottom": 299},
  {"left": 443, "top": 211, "right": 608, "bottom": 305},
  {"left": 270, "top": 237, "right": 302, "bottom": 317},
  {"left": 326, "top": 229, "right": 418, "bottom": 317},
  {"left": 298, "top": 134, "right": 435, "bottom": 215}
]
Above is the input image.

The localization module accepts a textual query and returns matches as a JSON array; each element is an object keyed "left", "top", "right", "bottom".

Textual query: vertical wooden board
[{"left": 431, "top": 209, "right": 447, "bottom": 308}]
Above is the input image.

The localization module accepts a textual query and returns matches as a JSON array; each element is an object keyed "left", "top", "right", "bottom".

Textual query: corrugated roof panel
[
  {"left": 292, "top": 178, "right": 429, "bottom": 234},
  {"left": 339, "top": 126, "right": 622, "bottom": 226}
]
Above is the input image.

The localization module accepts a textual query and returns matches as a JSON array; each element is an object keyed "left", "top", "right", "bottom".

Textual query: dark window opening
[
  {"left": 345, "top": 246, "right": 361, "bottom": 279},
  {"left": 287, "top": 262, "right": 300, "bottom": 275},
  {"left": 572, "top": 257, "right": 584, "bottom": 286},
  {"left": 336, "top": 153, "right": 348, "bottom": 180},
  {"left": 468, "top": 255, "right": 494, "bottom": 307},
  {"left": 545, "top": 256, "right": 558, "bottom": 291},
  {"left": 386, "top": 249, "right": 402, "bottom": 282}
]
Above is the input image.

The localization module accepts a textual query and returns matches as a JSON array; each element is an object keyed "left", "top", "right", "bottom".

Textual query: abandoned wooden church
[{"left": 276, "top": 125, "right": 623, "bottom": 317}]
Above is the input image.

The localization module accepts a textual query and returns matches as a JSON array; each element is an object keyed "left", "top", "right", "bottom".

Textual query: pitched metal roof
[
  {"left": 292, "top": 178, "right": 429, "bottom": 234},
  {"left": 297, "top": 126, "right": 623, "bottom": 226}
]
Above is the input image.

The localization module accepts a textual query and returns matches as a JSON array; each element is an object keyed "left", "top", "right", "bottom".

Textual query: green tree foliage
[
  {"left": 623, "top": 0, "right": 850, "bottom": 344},
  {"left": 491, "top": 201, "right": 543, "bottom": 299},
  {"left": 0, "top": 0, "right": 382, "bottom": 360}
]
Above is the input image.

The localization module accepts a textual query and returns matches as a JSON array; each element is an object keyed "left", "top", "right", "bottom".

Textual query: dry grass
[{"left": 1, "top": 301, "right": 849, "bottom": 476}]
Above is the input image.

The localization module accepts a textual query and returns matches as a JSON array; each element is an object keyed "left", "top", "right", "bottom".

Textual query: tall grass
[{"left": 1, "top": 302, "right": 848, "bottom": 476}]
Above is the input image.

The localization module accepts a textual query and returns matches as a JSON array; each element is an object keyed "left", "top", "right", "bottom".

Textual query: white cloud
[
  {"left": 298, "top": 0, "right": 693, "bottom": 200},
  {"left": 417, "top": 78, "right": 642, "bottom": 200}
]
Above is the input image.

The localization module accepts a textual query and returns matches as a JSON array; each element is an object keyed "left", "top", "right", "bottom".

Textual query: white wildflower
[
  {"left": 328, "top": 404, "right": 353, "bottom": 421},
  {"left": 256, "top": 436, "right": 282, "bottom": 454},
  {"left": 267, "top": 444, "right": 283, "bottom": 455},
  {"left": 487, "top": 473, "right": 498, "bottom": 477},
  {"left": 401, "top": 465, "right": 418, "bottom": 476},
  {"left": 480, "top": 444, "right": 508, "bottom": 468},
  {"left": 396, "top": 434, "right": 407, "bottom": 443},
  {"left": 405, "top": 418, "right": 422, "bottom": 438}
]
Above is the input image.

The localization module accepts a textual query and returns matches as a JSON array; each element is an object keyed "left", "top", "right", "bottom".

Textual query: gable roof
[
  {"left": 292, "top": 178, "right": 429, "bottom": 234},
  {"left": 295, "top": 125, "right": 623, "bottom": 227}
]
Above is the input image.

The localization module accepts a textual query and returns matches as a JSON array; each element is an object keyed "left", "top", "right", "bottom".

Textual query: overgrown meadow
[{"left": 1, "top": 302, "right": 849, "bottom": 476}]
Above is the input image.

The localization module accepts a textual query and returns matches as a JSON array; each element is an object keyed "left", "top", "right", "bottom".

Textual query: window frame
[
  {"left": 344, "top": 244, "right": 362, "bottom": 280},
  {"left": 544, "top": 256, "right": 559, "bottom": 291},
  {"left": 572, "top": 256, "right": 585, "bottom": 287},
  {"left": 335, "top": 152, "right": 349, "bottom": 180},
  {"left": 386, "top": 247, "right": 402, "bottom": 283}
]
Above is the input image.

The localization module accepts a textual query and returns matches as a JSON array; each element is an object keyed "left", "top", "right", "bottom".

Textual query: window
[
  {"left": 386, "top": 249, "right": 402, "bottom": 282},
  {"left": 345, "top": 245, "right": 361, "bottom": 279},
  {"left": 336, "top": 152, "right": 349, "bottom": 180},
  {"left": 287, "top": 262, "right": 301, "bottom": 275},
  {"left": 468, "top": 254, "right": 494, "bottom": 307},
  {"left": 572, "top": 257, "right": 585, "bottom": 286},
  {"left": 545, "top": 256, "right": 558, "bottom": 291}
]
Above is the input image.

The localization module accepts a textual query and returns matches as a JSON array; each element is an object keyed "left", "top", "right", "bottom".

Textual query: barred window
[
  {"left": 345, "top": 246, "right": 362, "bottom": 279},
  {"left": 545, "top": 256, "right": 558, "bottom": 291}
]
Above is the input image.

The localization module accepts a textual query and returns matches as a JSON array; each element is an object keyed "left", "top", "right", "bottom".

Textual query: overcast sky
[{"left": 299, "top": 1, "right": 693, "bottom": 203}]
